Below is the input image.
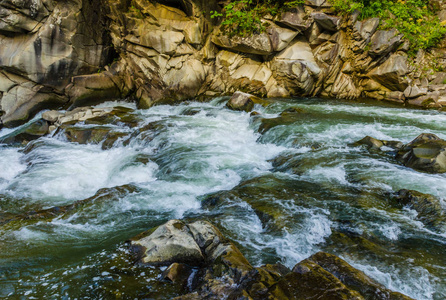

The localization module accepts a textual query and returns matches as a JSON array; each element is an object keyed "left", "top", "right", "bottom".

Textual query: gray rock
[
  {"left": 311, "top": 13, "right": 340, "bottom": 32},
  {"left": 65, "top": 72, "right": 123, "bottom": 109},
  {"left": 267, "top": 22, "right": 299, "bottom": 52},
  {"left": 396, "top": 133, "right": 446, "bottom": 173},
  {"left": 367, "top": 54, "right": 408, "bottom": 91},
  {"left": 404, "top": 86, "right": 428, "bottom": 98},
  {"left": 277, "top": 8, "right": 310, "bottom": 31},
  {"left": 131, "top": 220, "right": 204, "bottom": 266},
  {"left": 212, "top": 32, "right": 273, "bottom": 55},
  {"left": 227, "top": 91, "right": 261, "bottom": 112},
  {"left": 353, "top": 18, "right": 380, "bottom": 42},
  {"left": 42, "top": 110, "right": 64, "bottom": 123},
  {"left": 369, "top": 29, "right": 403, "bottom": 57}
]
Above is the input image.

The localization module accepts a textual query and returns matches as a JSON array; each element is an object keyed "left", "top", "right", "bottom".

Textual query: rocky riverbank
[
  {"left": 111, "top": 219, "right": 413, "bottom": 299},
  {"left": 2, "top": 0, "right": 446, "bottom": 127}
]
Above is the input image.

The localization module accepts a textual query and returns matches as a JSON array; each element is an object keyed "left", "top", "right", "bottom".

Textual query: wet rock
[
  {"left": 162, "top": 263, "right": 195, "bottom": 286},
  {"left": 353, "top": 136, "right": 384, "bottom": 150},
  {"left": 101, "top": 131, "right": 129, "bottom": 150},
  {"left": 131, "top": 220, "right": 205, "bottom": 266},
  {"left": 396, "top": 133, "right": 446, "bottom": 173},
  {"left": 63, "top": 127, "right": 112, "bottom": 144},
  {"left": 271, "top": 260, "right": 364, "bottom": 299},
  {"left": 306, "top": 252, "right": 413, "bottom": 300},
  {"left": 394, "top": 189, "right": 446, "bottom": 229},
  {"left": 352, "top": 136, "right": 403, "bottom": 151},
  {"left": 65, "top": 72, "right": 124, "bottom": 108},
  {"left": 259, "top": 107, "right": 305, "bottom": 133},
  {"left": 0, "top": 118, "right": 49, "bottom": 145},
  {"left": 0, "top": 185, "right": 139, "bottom": 227},
  {"left": 226, "top": 91, "right": 262, "bottom": 112}
]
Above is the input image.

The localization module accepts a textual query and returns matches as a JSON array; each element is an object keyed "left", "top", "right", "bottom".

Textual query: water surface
[{"left": 0, "top": 98, "right": 445, "bottom": 299}]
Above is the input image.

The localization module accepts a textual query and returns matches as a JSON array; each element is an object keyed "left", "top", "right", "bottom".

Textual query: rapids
[{"left": 0, "top": 97, "right": 445, "bottom": 299}]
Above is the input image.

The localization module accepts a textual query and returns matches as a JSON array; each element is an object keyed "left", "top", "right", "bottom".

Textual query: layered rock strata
[{"left": 2, "top": 0, "right": 446, "bottom": 127}]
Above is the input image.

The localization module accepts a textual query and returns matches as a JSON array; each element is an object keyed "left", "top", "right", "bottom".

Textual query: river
[{"left": 0, "top": 97, "right": 445, "bottom": 299}]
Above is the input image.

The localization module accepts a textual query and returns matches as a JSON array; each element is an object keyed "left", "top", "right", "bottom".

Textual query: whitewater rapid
[{"left": 0, "top": 98, "right": 445, "bottom": 299}]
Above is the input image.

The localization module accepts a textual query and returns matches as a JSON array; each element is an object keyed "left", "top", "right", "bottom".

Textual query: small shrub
[
  {"left": 211, "top": 0, "right": 305, "bottom": 37},
  {"left": 330, "top": 0, "right": 446, "bottom": 53}
]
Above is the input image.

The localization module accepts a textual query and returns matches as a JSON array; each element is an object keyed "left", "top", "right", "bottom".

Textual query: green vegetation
[
  {"left": 212, "top": 0, "right": 446, "bottom": 53},
  {"left": 211, "top": 0, "right": 305, "bottom": 37},
  {"left": 331, "top": 0, "right": 446, "bottom": 53}
]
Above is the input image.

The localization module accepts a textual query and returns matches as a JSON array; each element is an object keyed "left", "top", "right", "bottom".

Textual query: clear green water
[{"left": 0, "top": 98, "right": 445, "bottom": 299}]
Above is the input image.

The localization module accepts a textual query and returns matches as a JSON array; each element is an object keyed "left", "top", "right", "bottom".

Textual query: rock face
[
  {"left": 0, "top": 0, "right": 114, "bottom": 127},
  {"left": 2, "top": 0, "right": 446, "bottom": 127},
  {"left": 396, "top": 133, "right": 446, "bottom": 173},
  {"left": 129, "top": 219, "right": 413, "bottom": 299}
]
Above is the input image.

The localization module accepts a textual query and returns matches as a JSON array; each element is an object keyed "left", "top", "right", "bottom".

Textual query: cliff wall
[{"left": 1, "top": 0, "right": 446, "bottom": 127}]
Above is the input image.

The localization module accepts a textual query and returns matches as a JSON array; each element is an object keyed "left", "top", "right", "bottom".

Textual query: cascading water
[{"left": 0, "top": 98, "right": 445, "bottom": 299}]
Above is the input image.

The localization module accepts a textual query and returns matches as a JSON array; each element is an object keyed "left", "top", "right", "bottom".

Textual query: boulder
[
  {"left": 367, "top": 54, "right": 408, "bottom": 91},
  {"left": 394, "top": 189, "right": 446, "bottom": 229},
  {"left": 130, "top": 219, "right": 252, "bottom": 275},
  {"left": 266, "top": 22, "right": 299, "bottom": 52},
  {"left": 311, "top": 13, "right": 341, "bottom": 32},
  {"left": 65, "top": 72, "right": 124, "bottom": 109},
  {"left": 352, "top": 136, "right": 403, "bottom": 151},
  {"left": 407, "top": 92, "right": 441, "bottom": 108},
  {"left": 396, "top": 133, "right": 446, "bottom": 173},
  {"left": 353, "top": 18, "right": 380, "bottom": 42},
  {"left": 0, "top": 82, "right": 66, "bottom": 128},
  {"left": 276, "top": 8, "right": 311, "bottom": 31},
  {"left": 130, "top": 220, "right": 205, "bottom": 266},
  {"left": 226, "top": 91, "right": 262, "bottom": 112},
  {"left": 404, "top": 86, "right": 428, "bottom": 99},
  {"left": 369, "top": 29, "right": 403, "bottom": 57},
  {"left": 212, "top": 31, "right": 273, "bottom": 55},
  {"left": 63, "top": 127, "right": 113, "bottom": 144}
]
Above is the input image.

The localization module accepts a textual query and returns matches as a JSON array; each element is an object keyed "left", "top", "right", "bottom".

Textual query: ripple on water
[{"left": 0, "top": 98, "right": 445, "bottom": 299}]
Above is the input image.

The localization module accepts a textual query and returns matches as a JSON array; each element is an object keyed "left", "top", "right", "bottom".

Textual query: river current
[{"left": 0, "top": 98, "right": 445, "bottom": 299}]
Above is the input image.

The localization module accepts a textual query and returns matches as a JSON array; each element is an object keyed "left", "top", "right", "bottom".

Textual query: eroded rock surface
[
  {"left": 127, "top": 219, "right": 413, "bottom": 299},
  {"left": 2, "top": 0, "right": 446, "bottom": 128},
  {"left": 396, "top": 133, "right": 446, "bottom": 173}
]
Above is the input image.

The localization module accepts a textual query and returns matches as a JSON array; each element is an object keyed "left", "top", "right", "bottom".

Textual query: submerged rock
[
  {"left": 226, "top": 91, "right": 262, "bottom": 112},
  {"left": 0, "top": 118, "right": 49, "bottom": 145},
  {"left": 352, "top": 136, "right": 403, "bottom": 151},
  {"left": 396, "top": 133, "right": 446, "bottom": 173},
  {"left": 306, "top": 252, "right": 412, "bottom": 300},
  {"left": 258, "top": 107, "right": 305, "bottom": 133},
  {"left": 394, "top": 189, "right": 446, "bottom": 229}
]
